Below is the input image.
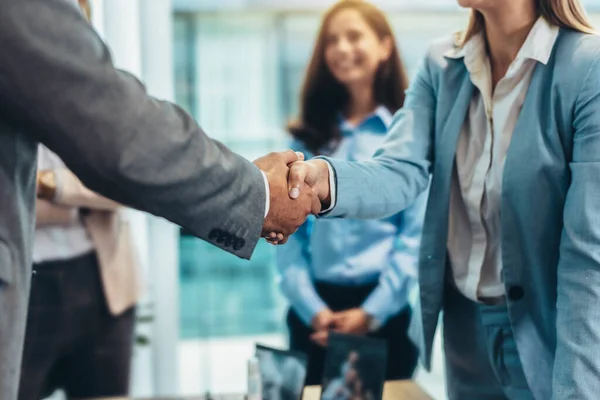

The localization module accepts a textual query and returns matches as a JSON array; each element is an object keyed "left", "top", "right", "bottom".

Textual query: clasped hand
[
  {"left": 254, "top": 151, "right": 332, "bottom": 244},
  {"left": 310, "top": 308, "right": 371, "bottom": 347}
]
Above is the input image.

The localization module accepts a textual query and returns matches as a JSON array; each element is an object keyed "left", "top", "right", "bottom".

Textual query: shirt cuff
[
  {"left": 294, "top": 296, "right": 328, "bottom": 327},
  {"left": 261, "top": 171, "right": 270, "bottom": 218},
  {"left": 319, "top": 161, "right": 337, "bottom": 214}
]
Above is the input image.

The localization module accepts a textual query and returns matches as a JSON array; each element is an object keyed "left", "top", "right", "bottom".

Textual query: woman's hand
[{"left": 288, "top": 159, "right": 331, "bottom": 207}]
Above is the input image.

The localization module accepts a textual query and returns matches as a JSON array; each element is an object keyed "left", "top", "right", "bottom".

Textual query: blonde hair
[{"left": 458, "top": 0, "right": 596, "bottom": 46}]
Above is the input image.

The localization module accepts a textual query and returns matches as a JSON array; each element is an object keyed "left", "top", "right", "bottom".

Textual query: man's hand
[
  {"left": 287, "top": 159, "right": 331, "bottom": 208},
  {"left": 254, "top": 151, "right": 321, "bottom": 244},
  {"left": 332, "top": 308, "right": 370, "bottom": 335}
]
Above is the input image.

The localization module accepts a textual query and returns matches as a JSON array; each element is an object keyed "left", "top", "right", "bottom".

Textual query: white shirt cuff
[
  {"left": 320, "top": 161, "right": 336, "bottom": 214},
  {"left": 261, "top": 171, "right": 270, "bottom": 218}
]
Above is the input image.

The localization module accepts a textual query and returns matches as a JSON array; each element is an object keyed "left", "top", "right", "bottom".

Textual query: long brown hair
[
  {"left": 288, "top": 0, "right": 409, "bottom": 154},
  {"left": 458, "top": 0, "right": 596, "bottom": 46}
]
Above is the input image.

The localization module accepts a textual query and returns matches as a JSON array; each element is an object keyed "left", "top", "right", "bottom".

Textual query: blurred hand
[
  {"left": 312, "top": 308, "right": 335, "bottom": 331},
  {"left": 310, "top": 330, "right": 329, "bottom": 347},
  {"left": 309, "top": 308, "right": 335, "bottom": 347},
  {"left": 287, "top": 160, "right": 331, "bottom": 208},
  {"left": 36, "top": 170, "right": 57, "bottom": 200},
  {"left": 332, "top": 308, "right": 370, "bottom": 335},
  {"left": 254, "top": 151, "right": 321, "bottom": 244}
]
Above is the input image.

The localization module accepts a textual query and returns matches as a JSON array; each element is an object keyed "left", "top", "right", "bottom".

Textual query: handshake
[{"left": 254, "top": 150, "right": 332, "bottom": 245}]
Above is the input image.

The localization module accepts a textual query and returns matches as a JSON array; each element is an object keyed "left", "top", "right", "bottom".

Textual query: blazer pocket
[{"left": 0, "top": 239, "right": 14, "bottom": 285}]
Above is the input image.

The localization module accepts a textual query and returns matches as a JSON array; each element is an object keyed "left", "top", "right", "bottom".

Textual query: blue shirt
[{"left": 276, "top": 106, "right": 428, "bottom": 326}]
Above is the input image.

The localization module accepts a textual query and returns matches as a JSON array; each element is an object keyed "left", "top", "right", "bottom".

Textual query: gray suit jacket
[{"left": 0, "top": 0, "right": 266, "bottom": 397}]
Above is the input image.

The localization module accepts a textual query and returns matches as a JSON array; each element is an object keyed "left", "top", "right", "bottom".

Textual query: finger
[
  {"left": 265, "top": 235, "right": 279, "bottom": 244},
  {"left": 331, "top": 311, "right": 345, "bottom": 321},
  {"left": 310, "top": 331, "right": 328, "bottom": 346},
  {"left": 295, "top": 151, "right": 305, "bottom": 161},
  {"left": 278, "top": 237, "right": 289, "bottom": 245},
  {"left": 288, "top": 163, "right": 308, "bottom": 199},
  {"left": 310, "top": 192, "right": 322, "bottom": 215},
  {"left": 310, "top": 331, "right": 325, "bottom": 340},
  {"left": 276, "top": 233, "right": 284, "bottom": 241},
  {"left": 280, "top": 149, "right": 301, "bottom": 165},
  {"left": 331, "top": 315, "right": 346, "bottom": 327}
]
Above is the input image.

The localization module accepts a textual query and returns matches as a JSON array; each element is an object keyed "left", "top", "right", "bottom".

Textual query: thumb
[
  {"left": 280, "top": 149, "right": 302, "bottom": 165},
  {"left": 288, "top": 162, "right": 309, "bottom": 199}
]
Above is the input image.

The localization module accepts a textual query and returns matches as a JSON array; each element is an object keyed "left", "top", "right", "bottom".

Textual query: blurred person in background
[
  {"left": 19, "top": 145, "right": 140, "bottom": 400},
  {"left": 277, "top": 0, "right": 426, "bottom": 385},
  {"left": 286, "top": 0, "right": 600, "bottom": 398},
  {"left": 17, "top": 5, "right": 141, "bottom": 400}
]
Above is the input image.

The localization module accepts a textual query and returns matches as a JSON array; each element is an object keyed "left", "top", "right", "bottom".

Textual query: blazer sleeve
[
  {"left": 362, "top": 186, "right": 428, "bottom": 324},
  {"left": 318, "top": 54, "right": 435, "bottom": 219},
  {"left": 0, "top": 0, "right": 265, "bottom": 259},
  {"left": 552, "top": 44, "right": 600, "bottom": 399}
]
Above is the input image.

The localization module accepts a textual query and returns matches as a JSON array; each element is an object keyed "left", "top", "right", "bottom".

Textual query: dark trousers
[
  {"left": 18, "top": 251, "right": 135, "bottom": 400},
  {"left": 287, "top": 281, "right": 418, "bottom": 385}
]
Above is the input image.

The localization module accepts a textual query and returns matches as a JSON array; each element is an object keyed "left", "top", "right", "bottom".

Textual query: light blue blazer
[{"left": 321, "top": 30, "right": 600, "bottom": 400}]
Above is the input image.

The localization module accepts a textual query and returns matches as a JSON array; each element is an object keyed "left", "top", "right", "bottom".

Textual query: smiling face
[{"left": 323, "top": 8, "right": 392, "bottom": 89}]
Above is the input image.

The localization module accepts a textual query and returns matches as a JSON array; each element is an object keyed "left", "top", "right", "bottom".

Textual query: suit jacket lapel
[{"left": 421, "top": 66, "right": 474, "bottom": 273}]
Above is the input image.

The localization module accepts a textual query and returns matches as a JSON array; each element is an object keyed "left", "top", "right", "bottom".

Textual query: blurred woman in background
[
  {"left": 18, "top": 2, "right": 142, "bottom": 399},
  {"left": 277, "top": 0, "right": 427, "bottom": 385}
]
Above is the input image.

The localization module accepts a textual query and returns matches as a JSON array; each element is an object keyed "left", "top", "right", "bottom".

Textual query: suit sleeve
[
  {"left": 318, "top": 54, "right": 435, "bottom": 219},
  {"left": 0, "top": 0, "right": 265, "bottom": 259},
  {"left": 552, "top": 46, "right": 600, "bottom": 399}
]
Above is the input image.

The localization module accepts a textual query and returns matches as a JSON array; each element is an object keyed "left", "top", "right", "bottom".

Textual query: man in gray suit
[{"left": 0, "top": 0, "right": 319, "bottom": 398}]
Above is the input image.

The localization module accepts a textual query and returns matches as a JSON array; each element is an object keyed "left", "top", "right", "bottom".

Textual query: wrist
[
  {"left": 311, "top": 307, "right": 331, "bottom": 330},
  {"left": 311, "top": 160, "right": 331, "bottom": 207}
]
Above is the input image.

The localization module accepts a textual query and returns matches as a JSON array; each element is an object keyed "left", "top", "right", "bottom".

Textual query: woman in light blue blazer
[
  {"left": 277, "top": 0, "right": 426, "bottom": 386},
  {"left": 280, "top": 0, "right": 600, "bottom": 398}
]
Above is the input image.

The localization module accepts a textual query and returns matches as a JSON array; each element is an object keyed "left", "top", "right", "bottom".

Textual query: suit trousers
[
  {"left": 287, "top": 281, "right": 418, "bottom": 385},
  {"left": 443, "top": 283, "right": 534, "bottom": 400},
  {"left": 18, "top": 251, "right": 135, "bottom": 400}
]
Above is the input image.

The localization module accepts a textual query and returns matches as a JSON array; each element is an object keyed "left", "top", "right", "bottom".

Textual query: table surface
[
  {"left": 303, "top": 380, "right": 433, "bottom": 400},
  {"left": 93, "top": 380, "right": 433, "bottom": 400}
]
